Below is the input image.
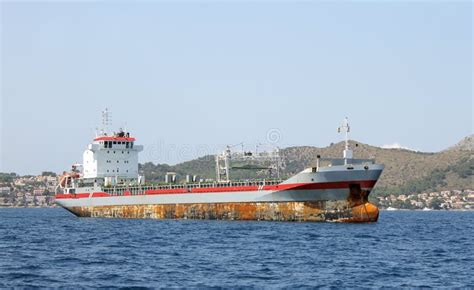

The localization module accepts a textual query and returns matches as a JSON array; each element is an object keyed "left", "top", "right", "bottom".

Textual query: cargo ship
[{"left": 55, "top": 110, "right": 384, "bottom": 222}]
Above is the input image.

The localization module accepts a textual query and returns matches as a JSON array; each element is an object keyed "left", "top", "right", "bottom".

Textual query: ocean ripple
[{"left": 0, "top": 209, "right": 473, "bottom": 287}]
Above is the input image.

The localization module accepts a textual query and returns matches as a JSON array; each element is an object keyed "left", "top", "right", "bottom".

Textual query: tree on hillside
[
  {"left": 429, "top": 197, "right": 444, "bottom": 210},
  {"left": 0, "top": 173, "right": 17, "bottom": 183},
  {"left": 41, "top": 171, "right": 57, "bottom": 177}
]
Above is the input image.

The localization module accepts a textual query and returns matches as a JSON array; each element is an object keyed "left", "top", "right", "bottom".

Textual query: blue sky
[{"left": 1, "top": 1, "right": 472, "bottom": 175}]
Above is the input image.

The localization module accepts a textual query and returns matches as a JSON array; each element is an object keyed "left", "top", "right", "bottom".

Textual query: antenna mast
[
  {"left": 101, "top": 108, "right": 112, "bottom": 136},
  {"left": 338, "top": 117, "right": 353, "bottom": 164}
]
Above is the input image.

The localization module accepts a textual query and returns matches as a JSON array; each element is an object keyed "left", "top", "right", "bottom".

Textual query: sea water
[{"left": 0, "top": 208, "right": 472, "bottom": 287}]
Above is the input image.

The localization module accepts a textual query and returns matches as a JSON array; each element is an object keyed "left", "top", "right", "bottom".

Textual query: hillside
[{"left": 139, "top": 137, "right": 473, "bottom": 197}]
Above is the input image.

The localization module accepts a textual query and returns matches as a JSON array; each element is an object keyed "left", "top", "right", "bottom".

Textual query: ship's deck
[{"left": 102, "top": 179, "right": 283, "bottom": 196}]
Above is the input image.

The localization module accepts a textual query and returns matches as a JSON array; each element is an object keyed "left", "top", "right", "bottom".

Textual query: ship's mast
[
  {"left": 100, "top": 108, "right": 112, "bottom": 136},
  {"left": 338, "top": 117, "right": 353, "bottom": 165}
]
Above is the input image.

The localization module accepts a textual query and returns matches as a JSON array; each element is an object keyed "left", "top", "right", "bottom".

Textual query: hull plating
[{"left": 65, "top": 201, "right": 379, "bottom": 222}]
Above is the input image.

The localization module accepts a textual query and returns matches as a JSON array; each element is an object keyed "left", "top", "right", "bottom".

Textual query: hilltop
[
  {"left": 139, "top": 136, "right": 472, "bottom": 198},
  {"left": 447, "top": 134, "right": 473, "bottom": 151}
]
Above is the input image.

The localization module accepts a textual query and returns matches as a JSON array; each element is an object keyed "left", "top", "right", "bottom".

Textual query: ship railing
[
  {"left": 103, "top": 179, "right": 283, "bottom": 196},
  {"left": 348, "top": 158, "right": 376, "bottom": 165},
  {"left": 321, "top": 158, "right": 376, "bottom": 166}
]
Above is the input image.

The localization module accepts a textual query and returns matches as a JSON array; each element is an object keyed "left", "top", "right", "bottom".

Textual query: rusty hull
[
  {"left": 64, "top": 183, "right": 379, "bottom": 222},
  {"left": 66, "top": 200, "right": 379, "bottom": 222}
]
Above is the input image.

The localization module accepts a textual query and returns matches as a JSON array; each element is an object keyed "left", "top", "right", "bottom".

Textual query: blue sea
[{"left": 0, "top": 208, "right": 473, "bottom": 288}]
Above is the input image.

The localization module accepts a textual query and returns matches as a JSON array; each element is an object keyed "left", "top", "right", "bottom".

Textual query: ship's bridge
[
  {"left": 83, "top": 129, "right": 143, "bottom": 181},
  {"left": 93, "top": 135, "right": 137, "bottom": 150}
]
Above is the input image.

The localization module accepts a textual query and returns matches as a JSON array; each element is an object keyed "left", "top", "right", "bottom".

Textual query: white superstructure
[
  {"left": 77, "top": 108, "right": 143, "bottom": 186},
  {"left": 82, "top": 136, "right": 143, "bottom": 179}
]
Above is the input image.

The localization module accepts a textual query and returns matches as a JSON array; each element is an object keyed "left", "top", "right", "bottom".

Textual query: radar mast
[{"left": 338, "top": 117, "right": 353, "bottom": 164}]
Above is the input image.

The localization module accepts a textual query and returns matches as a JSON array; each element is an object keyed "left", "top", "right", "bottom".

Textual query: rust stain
[{"left": 68, "top": 200, "right": 379, "bottom": 222}]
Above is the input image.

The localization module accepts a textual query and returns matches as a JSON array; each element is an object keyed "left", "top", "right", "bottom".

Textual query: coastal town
[
  {"left": 0, "top": 173, "right": 57, "bottom": 207},
  {"left": 0, "top": 172, "right": 472, "bottom": 210},
  {"left": 375, "top": 189, "right": 474, "bottom": 210}
]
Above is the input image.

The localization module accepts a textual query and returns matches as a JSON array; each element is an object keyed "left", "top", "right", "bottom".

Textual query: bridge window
[
  {"left": 113, "top": 141, "right": 117, "bottom": 144},
  {"left": 126, "top": 142, "right": 129, "bottom": 148}
]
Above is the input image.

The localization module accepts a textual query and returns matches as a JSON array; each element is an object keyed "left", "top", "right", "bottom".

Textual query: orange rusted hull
[{"left": 66, "top": 201, "right": 379, "bottom": 222}]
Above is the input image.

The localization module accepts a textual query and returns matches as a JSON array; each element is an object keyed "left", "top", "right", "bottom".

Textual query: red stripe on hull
[
  {"left": 55, "top": 180, "right": 377, "bottom": 200},
  {"left": 281, "top": 180, "right": 377, "bottom": 191},
  {"left": 147, "top": 188, "right": 189, "bottom": 195}
]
